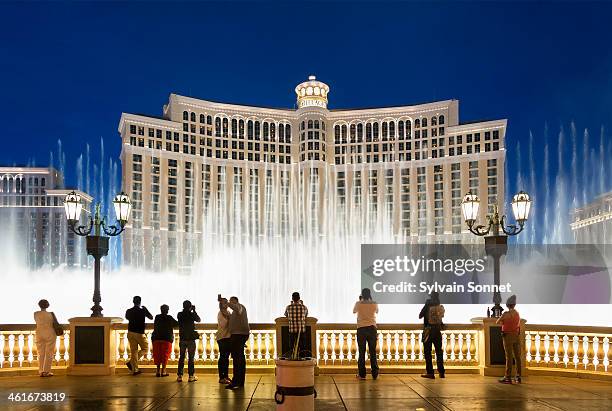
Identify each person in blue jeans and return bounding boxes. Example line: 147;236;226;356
176;300;201;382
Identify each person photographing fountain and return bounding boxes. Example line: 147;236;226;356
216;297;232;384
419;291;446;379
176;300;201;382
285;292;309;357
225;296;250;390
353;288;379;380
125;296;153;375
497;295;522;384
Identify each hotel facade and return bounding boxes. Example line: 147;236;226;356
571;191;612;244
0;167;92;269
118;77;507;271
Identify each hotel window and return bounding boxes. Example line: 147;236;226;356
422;118;427;127
183;111;188;121
439;115;445;125
366;123;372;141
231;119;238;136
222;118;228;137
415;119;420;128
200;114;205;123
255;121;261;140
431;116;437;126
130;125;136;134
357;123;363;141
373;123;379;140
215;117;221;137
190;112;196;122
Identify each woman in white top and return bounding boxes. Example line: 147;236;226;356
216;298;232;384
33;299;57;377
353;288;379;380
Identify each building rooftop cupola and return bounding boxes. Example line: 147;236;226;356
295;75;330;109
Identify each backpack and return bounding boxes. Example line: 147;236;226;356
428;304;445;325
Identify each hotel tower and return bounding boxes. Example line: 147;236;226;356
118;76;507;272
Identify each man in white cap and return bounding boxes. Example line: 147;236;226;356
496;295;521;383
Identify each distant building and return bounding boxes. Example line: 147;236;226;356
571;192;612;244
118;76;507;272
0;167;92;269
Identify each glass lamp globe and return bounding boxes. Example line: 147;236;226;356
511;191;531;223
461;191;480;224
113;192;132;225
64;191;83;222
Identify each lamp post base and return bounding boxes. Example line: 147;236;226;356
86;236;109;318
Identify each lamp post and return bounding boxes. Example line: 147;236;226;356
461;191;531;317
64;191;131;317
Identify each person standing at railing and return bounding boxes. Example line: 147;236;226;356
152;304;178;377
420;291;446;379
226;296;250;390
125;296;153;376
353;288;379;380
285;292;309;357
177;300;201;382
497;295;522;384
34;299;60;377
216;297;232;385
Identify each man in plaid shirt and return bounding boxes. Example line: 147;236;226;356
285;292;309;355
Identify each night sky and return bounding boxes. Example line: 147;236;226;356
1;2;611;235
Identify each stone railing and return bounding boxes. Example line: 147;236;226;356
114;324;276;367
316;324;480;368
1;322;611;379
525;325;612;374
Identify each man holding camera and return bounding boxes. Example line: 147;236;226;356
176;300;201;382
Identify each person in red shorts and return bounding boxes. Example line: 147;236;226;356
497;295;522;384
152;304;179;377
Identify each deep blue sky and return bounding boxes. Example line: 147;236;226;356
1;1;611;230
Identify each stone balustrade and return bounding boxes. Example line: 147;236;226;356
525;325;612;373
1;323;611;379
316;324;480;368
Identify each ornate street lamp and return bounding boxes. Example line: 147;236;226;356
461;191;532;317
64;191;131;317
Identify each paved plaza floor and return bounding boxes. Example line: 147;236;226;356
0;373;610;410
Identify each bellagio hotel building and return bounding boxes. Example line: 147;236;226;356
119;76;506;271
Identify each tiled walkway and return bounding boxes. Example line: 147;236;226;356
0;373;610;410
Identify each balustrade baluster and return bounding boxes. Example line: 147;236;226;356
604;336;611;373
349;332;357;364
586;336;595;371
568;335;577;369
57;334;67;366
390;332;399;364
318;332;326;364
326;332;334;363
556;334;566;368
578;335;587;370
407;332;414;362
595;336;604;372
10;334;19;367
31;333;39;369
400;332;407;364
340;332;348;364
22;333;32;367
205;333;212;364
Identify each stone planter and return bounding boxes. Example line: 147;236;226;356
274;358;316;410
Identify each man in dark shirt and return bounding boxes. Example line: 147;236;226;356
176;300;201;382
125;296;153;375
